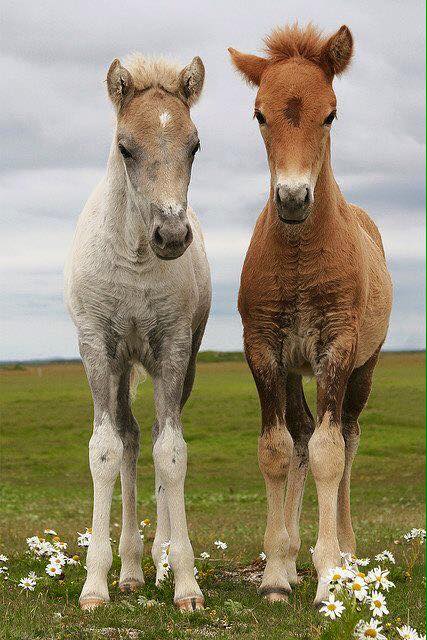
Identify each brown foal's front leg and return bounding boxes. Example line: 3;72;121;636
309;342;356;606
245;338;294;602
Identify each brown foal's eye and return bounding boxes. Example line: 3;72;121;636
323;110;337;126
254;110;266;125
118;142;132;159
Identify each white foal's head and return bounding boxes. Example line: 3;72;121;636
107;55;205;259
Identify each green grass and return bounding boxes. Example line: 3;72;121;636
0;353;425;639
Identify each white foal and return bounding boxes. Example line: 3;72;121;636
64;53;211;611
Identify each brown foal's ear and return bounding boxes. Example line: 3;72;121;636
179;56;205;107
228;48;269;86
106;59;135;109
321;26;354;76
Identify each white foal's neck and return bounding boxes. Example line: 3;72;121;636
103;141;152;262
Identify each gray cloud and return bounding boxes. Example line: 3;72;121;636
0;0;425;359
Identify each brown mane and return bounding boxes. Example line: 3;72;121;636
263;22;327;65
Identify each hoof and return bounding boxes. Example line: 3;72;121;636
80;597;107;611
174;596;205;612
259;587;290;602
119;578;144;593
288;574;303;586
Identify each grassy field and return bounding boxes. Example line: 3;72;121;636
0;352;425;639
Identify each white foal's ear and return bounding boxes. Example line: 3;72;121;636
321;25;354;77
106;59;135;109
179;56;205;107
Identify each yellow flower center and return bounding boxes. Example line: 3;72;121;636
353;583;361;591
53;536;60;541
374;600;381;608
327;604;336;611
332;573;340;581
357;572;366;579
364;631;377;638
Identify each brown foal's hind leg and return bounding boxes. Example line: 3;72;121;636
283;374;314;585
338;348;381;555
245;338;293;602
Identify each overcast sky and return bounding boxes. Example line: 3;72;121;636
0;0;425;360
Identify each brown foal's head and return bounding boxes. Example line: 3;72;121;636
229;24;353;225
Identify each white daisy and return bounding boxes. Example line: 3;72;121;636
200;552;210;559
354;618;386;639
26;536;42;549
53;540;67;551
140;518;151;528
259;552;266;561
194;566;198;577
355;557;371;567
326;565;353;586
319;593;345;620
366;567;395;591
45;563;62;577
368;591;389;617
28;571;40;581
77;529;92;547
347;575;369;601
404;528;426;543
397;625;420;640
0;554;8;562
49;554;67;567
44;529;58;536
374;550;395;564
35;541;56;556
0;566;8;575
19;577;36;591
214;540;227;550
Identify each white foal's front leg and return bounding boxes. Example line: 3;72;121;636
80;410;123;609
119;419;144;592
153;417;203;610
152;336;203;611
151;420;172;585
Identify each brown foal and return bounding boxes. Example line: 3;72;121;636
229;23;392;605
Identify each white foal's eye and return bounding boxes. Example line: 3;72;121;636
118;142;132;159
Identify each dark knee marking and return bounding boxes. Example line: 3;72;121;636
258;428;293;479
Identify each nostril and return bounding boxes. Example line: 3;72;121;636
154;227;163;247
184;225;192;244
304;187;310;205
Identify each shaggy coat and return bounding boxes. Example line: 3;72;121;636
65;53;211;611
229;23;392;605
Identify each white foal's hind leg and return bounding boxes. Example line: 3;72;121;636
152;333;203;611
118;415;144;592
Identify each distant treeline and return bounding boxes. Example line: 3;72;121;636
0;350;424;370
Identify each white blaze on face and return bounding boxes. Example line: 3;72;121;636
159;111;171;127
